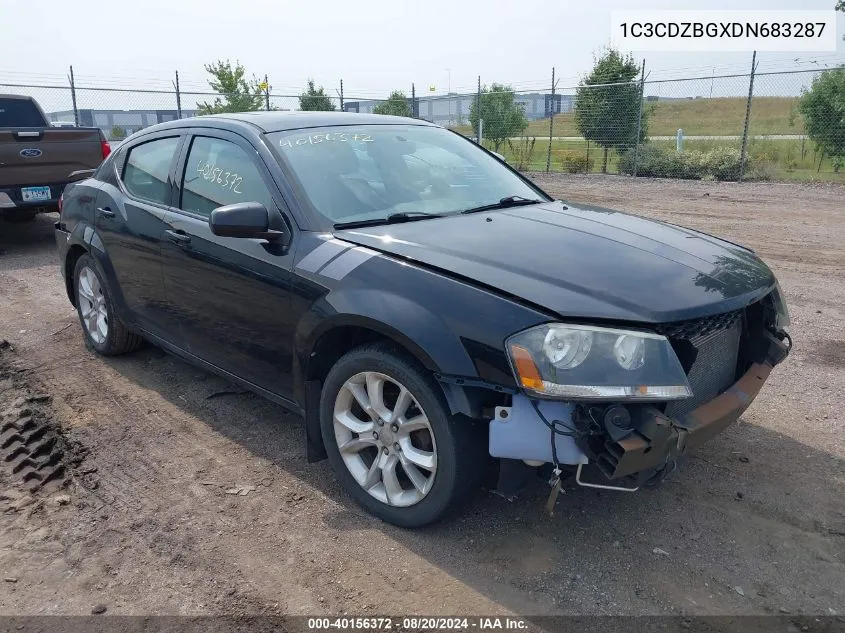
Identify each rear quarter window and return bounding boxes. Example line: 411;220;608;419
94;147;122;185
121;137;180;206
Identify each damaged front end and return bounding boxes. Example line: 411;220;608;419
490;290;791;491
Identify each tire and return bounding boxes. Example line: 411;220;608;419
73;253;142;356
319;343;485;528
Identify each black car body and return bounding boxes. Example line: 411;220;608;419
55;112;790;527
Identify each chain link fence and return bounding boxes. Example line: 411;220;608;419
2;64;843;182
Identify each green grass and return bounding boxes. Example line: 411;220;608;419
481;136;845;183
452;96;805;139
645;96;802;137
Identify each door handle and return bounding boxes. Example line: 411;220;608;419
96;206;115;219
165;229;191;245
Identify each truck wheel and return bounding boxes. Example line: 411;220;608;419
73;253;142;356
320;343;483;528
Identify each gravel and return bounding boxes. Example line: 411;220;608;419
0;177;842;616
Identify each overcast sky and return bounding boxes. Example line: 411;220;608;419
1;0;843;99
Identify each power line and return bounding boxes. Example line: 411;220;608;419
4;52;845;96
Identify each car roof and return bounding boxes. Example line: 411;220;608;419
196;111;438;133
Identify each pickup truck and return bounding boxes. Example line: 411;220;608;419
0;94;110;222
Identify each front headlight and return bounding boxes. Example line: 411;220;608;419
506;323;692;401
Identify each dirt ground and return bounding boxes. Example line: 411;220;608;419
0;174;842;618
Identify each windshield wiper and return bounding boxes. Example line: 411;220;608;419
460;195;544;215
334;211;445;229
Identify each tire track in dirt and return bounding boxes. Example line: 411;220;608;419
8;333;524;616
2;186;844;617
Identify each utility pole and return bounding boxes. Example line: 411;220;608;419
174;70;182;119
709;66;715;99
264;74;270;111
546;66;555;172
739;51;757;183
68;65;79;127
340;79;344;111
411;83;416;118
632;59;647;177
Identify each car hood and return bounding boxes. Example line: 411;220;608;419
333;201;776;323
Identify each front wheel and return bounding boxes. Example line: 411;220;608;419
319;343;483;528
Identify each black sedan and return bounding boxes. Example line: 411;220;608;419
55;112;790;527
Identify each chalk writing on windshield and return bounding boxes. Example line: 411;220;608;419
279;132;374;149
196;160;243;195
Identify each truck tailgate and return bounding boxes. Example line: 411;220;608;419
0;128;103;188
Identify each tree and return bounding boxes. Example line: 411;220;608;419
372;91;412;117
798;68;845;172
197;60;266;114
111;125;126;140
468;84;528;152
838;0;845;40
574;48;647;173
299;80;336;111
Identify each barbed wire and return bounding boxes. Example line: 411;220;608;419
5;53;845;96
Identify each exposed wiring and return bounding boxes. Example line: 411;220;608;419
528;398;584;439
528;399;592;479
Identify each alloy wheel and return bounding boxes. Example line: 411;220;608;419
77;266;108;345
333;371;437;507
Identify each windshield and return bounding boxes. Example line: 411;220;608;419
267;124;547;226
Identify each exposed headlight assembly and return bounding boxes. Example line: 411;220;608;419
770;282;791;329
507;323;692;401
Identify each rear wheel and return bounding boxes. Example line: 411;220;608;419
73;253;142;356
320;343;484;528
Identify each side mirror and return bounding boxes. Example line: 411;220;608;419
209;202;279;240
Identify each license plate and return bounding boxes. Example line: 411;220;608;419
21;186;51;202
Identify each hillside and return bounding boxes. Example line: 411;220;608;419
453;96;804;138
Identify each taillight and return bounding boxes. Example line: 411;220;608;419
58;193;63;214
98;130;111;159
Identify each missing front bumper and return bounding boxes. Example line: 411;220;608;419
490;328;790;485
592;328;790;480
592;361;773;479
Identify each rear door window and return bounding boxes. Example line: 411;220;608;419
122;137;180;205
180;136;274;217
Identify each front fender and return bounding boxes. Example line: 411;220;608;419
290;237;559;426
294;288;479;395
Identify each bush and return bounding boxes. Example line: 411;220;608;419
618;144;693;178
705;146;743;181
558;150;594;173
506;137;537;171
619;144;748;181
